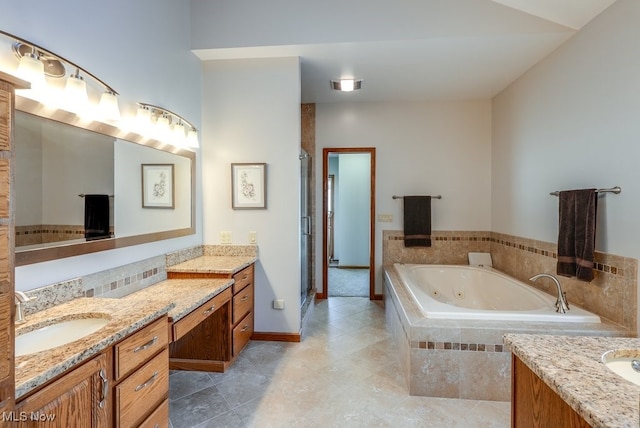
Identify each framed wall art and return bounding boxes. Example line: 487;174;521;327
142;163;175;209
231;163;267;209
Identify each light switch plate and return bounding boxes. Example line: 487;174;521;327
249;231;257;244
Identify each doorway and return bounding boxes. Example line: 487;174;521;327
320;148;376;300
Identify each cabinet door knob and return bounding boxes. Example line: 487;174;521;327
203;304;216;315
241;324;250;332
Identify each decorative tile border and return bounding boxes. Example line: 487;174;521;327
412;340;506;353
385;230;626;277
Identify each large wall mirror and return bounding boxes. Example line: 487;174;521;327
14;101;195;266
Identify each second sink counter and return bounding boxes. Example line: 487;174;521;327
504;333;640;428
167;255;257;276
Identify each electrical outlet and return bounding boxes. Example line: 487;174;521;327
378;214;393;222
249;231;257;244
220;231;232;244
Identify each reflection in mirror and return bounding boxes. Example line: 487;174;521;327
13;109;195;266
15;112;115;248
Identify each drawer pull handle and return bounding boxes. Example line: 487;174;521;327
134;336;158;353
241;324;250;332
99;368;108;409
135;371;159;392
203;304;216;315
240;295;249;302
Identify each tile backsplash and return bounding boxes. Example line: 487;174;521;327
383;230;638;333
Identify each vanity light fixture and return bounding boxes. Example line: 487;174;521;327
136;102;199;149
15;47;46;93
63;68;89;114
1;29;122;121
330;78;363;92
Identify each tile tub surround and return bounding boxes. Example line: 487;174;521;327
383;230;638;334
504;334;640;428
383;265;631;401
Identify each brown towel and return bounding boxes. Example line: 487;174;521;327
403;196;431;247
557;189;597;282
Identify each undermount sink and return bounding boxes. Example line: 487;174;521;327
601;349;640;387
15;315;111;357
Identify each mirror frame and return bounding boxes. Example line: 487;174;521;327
14;97;196;266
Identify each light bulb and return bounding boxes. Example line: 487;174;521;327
98;90;121;122
15;51;46;96
136;105;152;135
186;128;199;148
154;114;171;142
340;79;355;92
172;121;186;147
63;70;89;114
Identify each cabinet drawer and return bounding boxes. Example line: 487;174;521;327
232;282;254;324
139;398;169;428
116;348;169;428
232;264;253;294
172;287;231;342
233;312;253;357
115;316;168;381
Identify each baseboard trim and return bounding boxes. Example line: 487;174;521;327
251;332;301;342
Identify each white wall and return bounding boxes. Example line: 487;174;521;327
336;153;371;267
0;0;203;290
315;100;492;294
201;57;302;334
492;0;640;332
114;140;192;237
492;0;640;258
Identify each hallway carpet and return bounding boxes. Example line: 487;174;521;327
327;267;369;297
168;297;510;427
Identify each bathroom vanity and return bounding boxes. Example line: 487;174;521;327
505;334;640;427
166;255;256;372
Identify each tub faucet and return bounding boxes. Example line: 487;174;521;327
14;291;34;324
529;273;569;313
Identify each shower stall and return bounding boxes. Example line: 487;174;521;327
300;150;312;306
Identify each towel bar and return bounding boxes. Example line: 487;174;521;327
79;194;115;198
549;186;621;197
393;195;442;200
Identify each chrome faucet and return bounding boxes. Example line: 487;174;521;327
14;291;34;324
529;273;569;313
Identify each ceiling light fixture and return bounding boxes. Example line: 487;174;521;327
2;29;121;121
330;79;363;92
137;102;200;149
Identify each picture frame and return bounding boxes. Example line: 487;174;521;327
231;163;267;209
142;163;175;209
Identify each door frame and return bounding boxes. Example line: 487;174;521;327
319;147;378;300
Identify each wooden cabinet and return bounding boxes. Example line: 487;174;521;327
14;353;109;427
0;72;29;414
112;316;169;427
168;263;255;372
14;317;169;427
512;355;590;428
169;288;232;372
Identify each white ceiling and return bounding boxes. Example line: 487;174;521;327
191;0;617;103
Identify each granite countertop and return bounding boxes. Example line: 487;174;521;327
15;297;173;399
167;255;257;275
127;277;233;322
504;334;640;428
15;257;248;399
